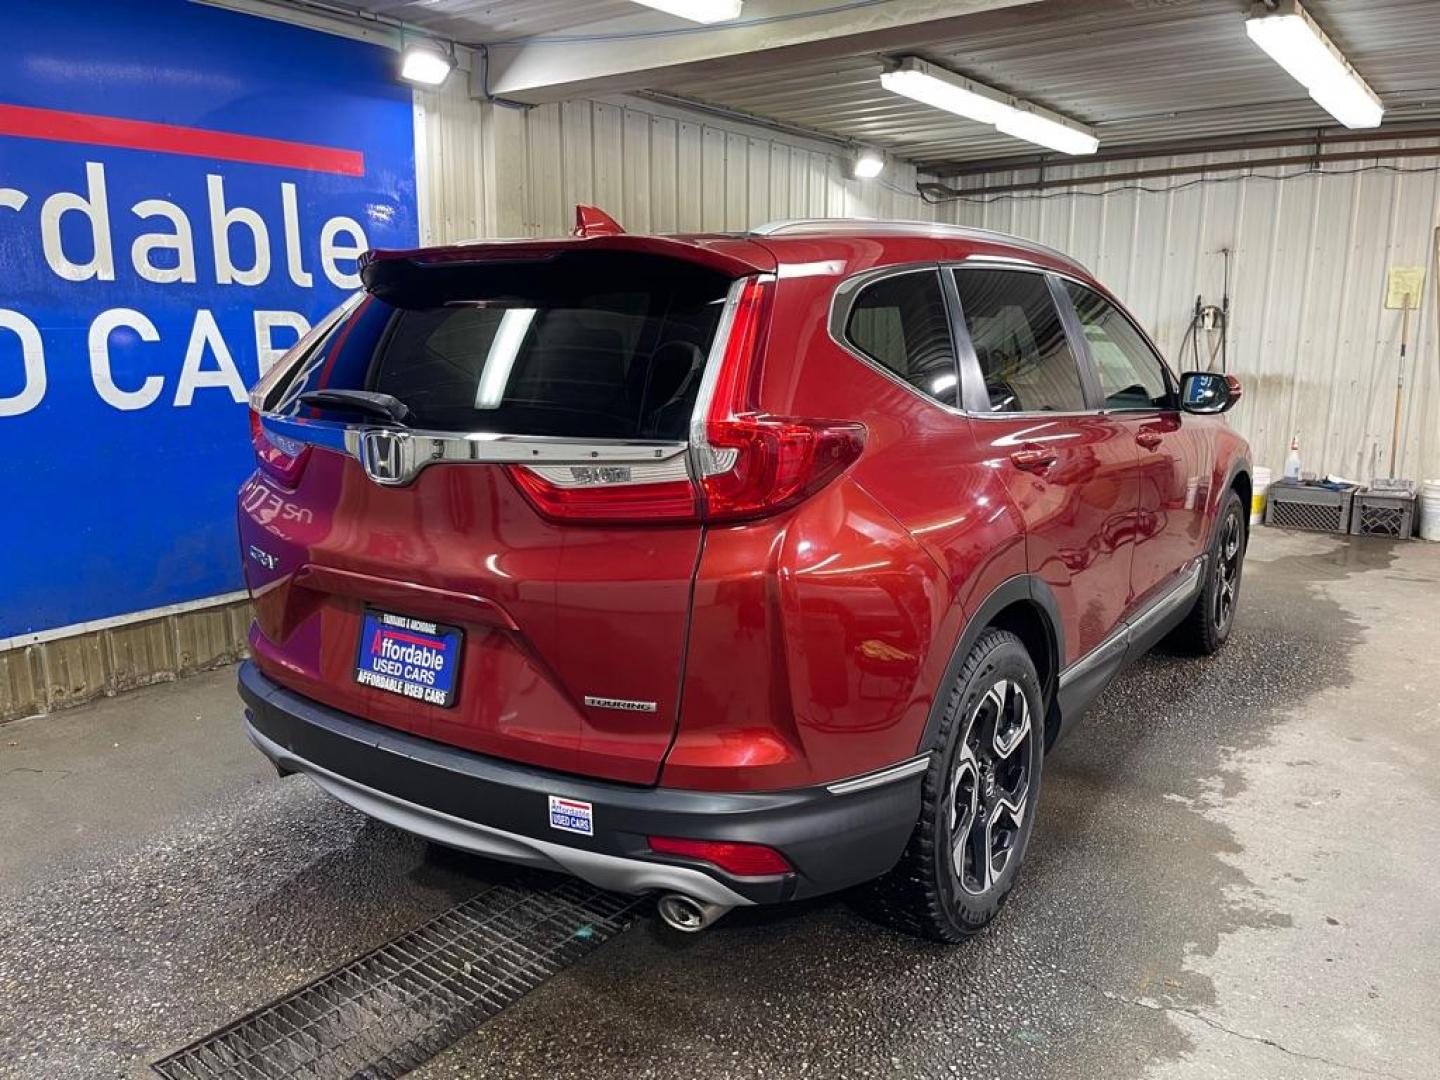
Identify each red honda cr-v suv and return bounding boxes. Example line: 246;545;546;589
238;210;1250;940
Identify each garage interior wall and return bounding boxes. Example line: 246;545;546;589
414;63;934;244
936;142;1440;481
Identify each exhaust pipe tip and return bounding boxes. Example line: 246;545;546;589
656;892;731;933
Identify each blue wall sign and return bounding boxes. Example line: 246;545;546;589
0;0;417;637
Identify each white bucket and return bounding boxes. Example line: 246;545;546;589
1420;479;1440;541
1251;466;1273;526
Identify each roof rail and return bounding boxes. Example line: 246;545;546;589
747;218;1088;275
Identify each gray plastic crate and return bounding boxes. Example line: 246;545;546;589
1350;485;1416;538
1264;480;1357;533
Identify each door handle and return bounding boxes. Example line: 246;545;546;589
1136;430;1164;450
1010;446;1058;472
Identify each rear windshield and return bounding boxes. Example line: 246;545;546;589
283;253;731;440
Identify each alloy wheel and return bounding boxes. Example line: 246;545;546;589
1213;512;1242;631
947;679;1034;896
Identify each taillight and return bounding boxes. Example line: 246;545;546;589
690;275;865;523
647;836;793;877
249;408;310;487
507;274;866;526
696;415;866;523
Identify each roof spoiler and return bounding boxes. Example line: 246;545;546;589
358;207;775;296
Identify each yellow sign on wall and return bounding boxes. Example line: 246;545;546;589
1386;266;1425;309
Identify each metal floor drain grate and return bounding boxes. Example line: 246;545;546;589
153;877;639;1080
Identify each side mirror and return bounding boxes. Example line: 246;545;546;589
1180;371;1242;414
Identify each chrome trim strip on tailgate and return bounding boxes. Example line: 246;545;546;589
260;413;688;486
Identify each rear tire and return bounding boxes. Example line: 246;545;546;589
871;629;1044;943
1169;489;1246;655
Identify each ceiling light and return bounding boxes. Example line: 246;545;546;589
1245;1;1383;129
997;107;1099;156
851;151;885;179
630;0;744;23
880;57;1098;156
879;59;1010;126
399;42;455;87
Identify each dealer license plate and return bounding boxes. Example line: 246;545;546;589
354;610;462;708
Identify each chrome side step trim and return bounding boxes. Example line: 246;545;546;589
825;754;930;795
1058;556;1206;690
246;721;753;908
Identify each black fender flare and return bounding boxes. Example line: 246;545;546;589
915;574;1065;756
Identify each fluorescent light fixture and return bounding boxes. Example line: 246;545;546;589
630;0;743;24
851;150;885;179
997;107;1099;156
475;309;537;409
1245;0;1383;129
399;43;455;87
880;57;1098;156
879;61;1010;125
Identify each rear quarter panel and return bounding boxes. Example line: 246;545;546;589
665;240;1027;789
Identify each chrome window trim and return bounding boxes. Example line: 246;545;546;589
825;754;931;795
826;262;969;418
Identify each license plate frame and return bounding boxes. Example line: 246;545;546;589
354;609;463;708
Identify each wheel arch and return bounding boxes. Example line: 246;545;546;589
916;576;1066;757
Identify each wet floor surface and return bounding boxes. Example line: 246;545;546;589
1;530;1437;1079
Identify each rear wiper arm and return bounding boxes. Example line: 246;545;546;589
297;389;411;425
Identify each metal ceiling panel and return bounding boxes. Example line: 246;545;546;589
319;0;642;42
655;0;1440;167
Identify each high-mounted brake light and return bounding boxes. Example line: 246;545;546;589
507;274;865;525
647;836;793;877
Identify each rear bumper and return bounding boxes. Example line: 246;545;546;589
239;661;924;905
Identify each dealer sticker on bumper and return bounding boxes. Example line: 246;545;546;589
548;795;594;836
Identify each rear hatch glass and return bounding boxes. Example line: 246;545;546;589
287;251;730;438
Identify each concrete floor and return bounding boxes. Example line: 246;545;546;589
1;528;1437;1079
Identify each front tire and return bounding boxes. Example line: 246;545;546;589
874;629;1045;942
1170;488;1246;655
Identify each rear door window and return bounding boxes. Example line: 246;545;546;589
843;270;958;405
950;268;1088;413
279;254;731;441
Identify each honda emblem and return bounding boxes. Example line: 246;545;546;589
359;429;413;486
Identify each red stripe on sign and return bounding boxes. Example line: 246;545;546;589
381;629;443;648
0;102;364;176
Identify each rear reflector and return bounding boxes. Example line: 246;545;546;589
647;836;793;877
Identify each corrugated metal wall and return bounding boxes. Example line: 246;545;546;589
414;68;933;244
936;144;1440;481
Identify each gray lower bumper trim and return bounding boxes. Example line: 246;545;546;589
246;720;753;908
